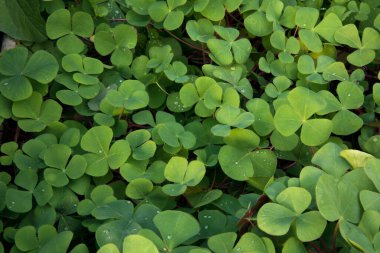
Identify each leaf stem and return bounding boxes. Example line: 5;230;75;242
332;221;339;253
164;30;209;53
308;242;324;253
155;82;169;95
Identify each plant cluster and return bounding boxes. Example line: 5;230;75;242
0;0;379;252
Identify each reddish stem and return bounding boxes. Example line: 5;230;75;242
165;30;209;53
308;242;324;253
332;221;340;253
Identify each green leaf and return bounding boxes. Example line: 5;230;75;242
297;55;315;75
186;19;214;42
301;119;332;146
295;211;326;242
81;126;112;154
218;145;253;181
312;142;349;177
6;188;32;213
274;104;303;136
126;178;153;199
208;232;237;253
46;9;71;39
164;157;206;186
207;39;233;66
316;174;361;222
98;244;120;253
295;7;319;29
314;13;342;43
282;237;307;253
244;11;272;37
257;203;296;236
276;187;311;213
0;0;46;42
332;110;363;135
364;158;380;192
22;50;59;83
15;226;39;251
153;210;200;250
347;48;376;67
334;24;362;48
123;235;159;253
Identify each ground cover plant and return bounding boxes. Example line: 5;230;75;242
0;0;379;252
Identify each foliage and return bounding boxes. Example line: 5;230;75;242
0;0;380;252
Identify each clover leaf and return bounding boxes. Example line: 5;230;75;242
55;73;101;106
43;144;87;187
62;54;104;85
153;210;200;251
207;26;252;66
12;92;62;132
296;8;343;52
186;19;214;43
94;24;137;68
46;9;94;54
147;45;174;73
77;185;117;216
334;25;380;66
123;235;159;253
0;47;58;101
205;65;253;98
163;156;205;196
318;81;364;135
270;30;300;63
80;126;131;176
264;75;292;98
218;129;262;181
104;80;149;111
274;86;332;146
148;0;187;30
14;225;73;253
316;174;361;223
297;55;335;84
179;76;222;117
212;105;255;137
6;169;53;213
164;61;189;83
126;129;156;160
258;187;327;242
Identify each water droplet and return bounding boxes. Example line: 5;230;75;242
207;216;212;219
156;211;160;214
167;235;172;240
332;72;336;75
373;138;378;142
11;201;15;205
41;189;45;192
203;215;208;218
235;161;238;165
174;101;178;105
236;247;241;251
144;217;148;220
204;225;208;229
3;82;8;86
303;23;306;27
348;94;351;97
28;166;32;169
98;150;103;153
